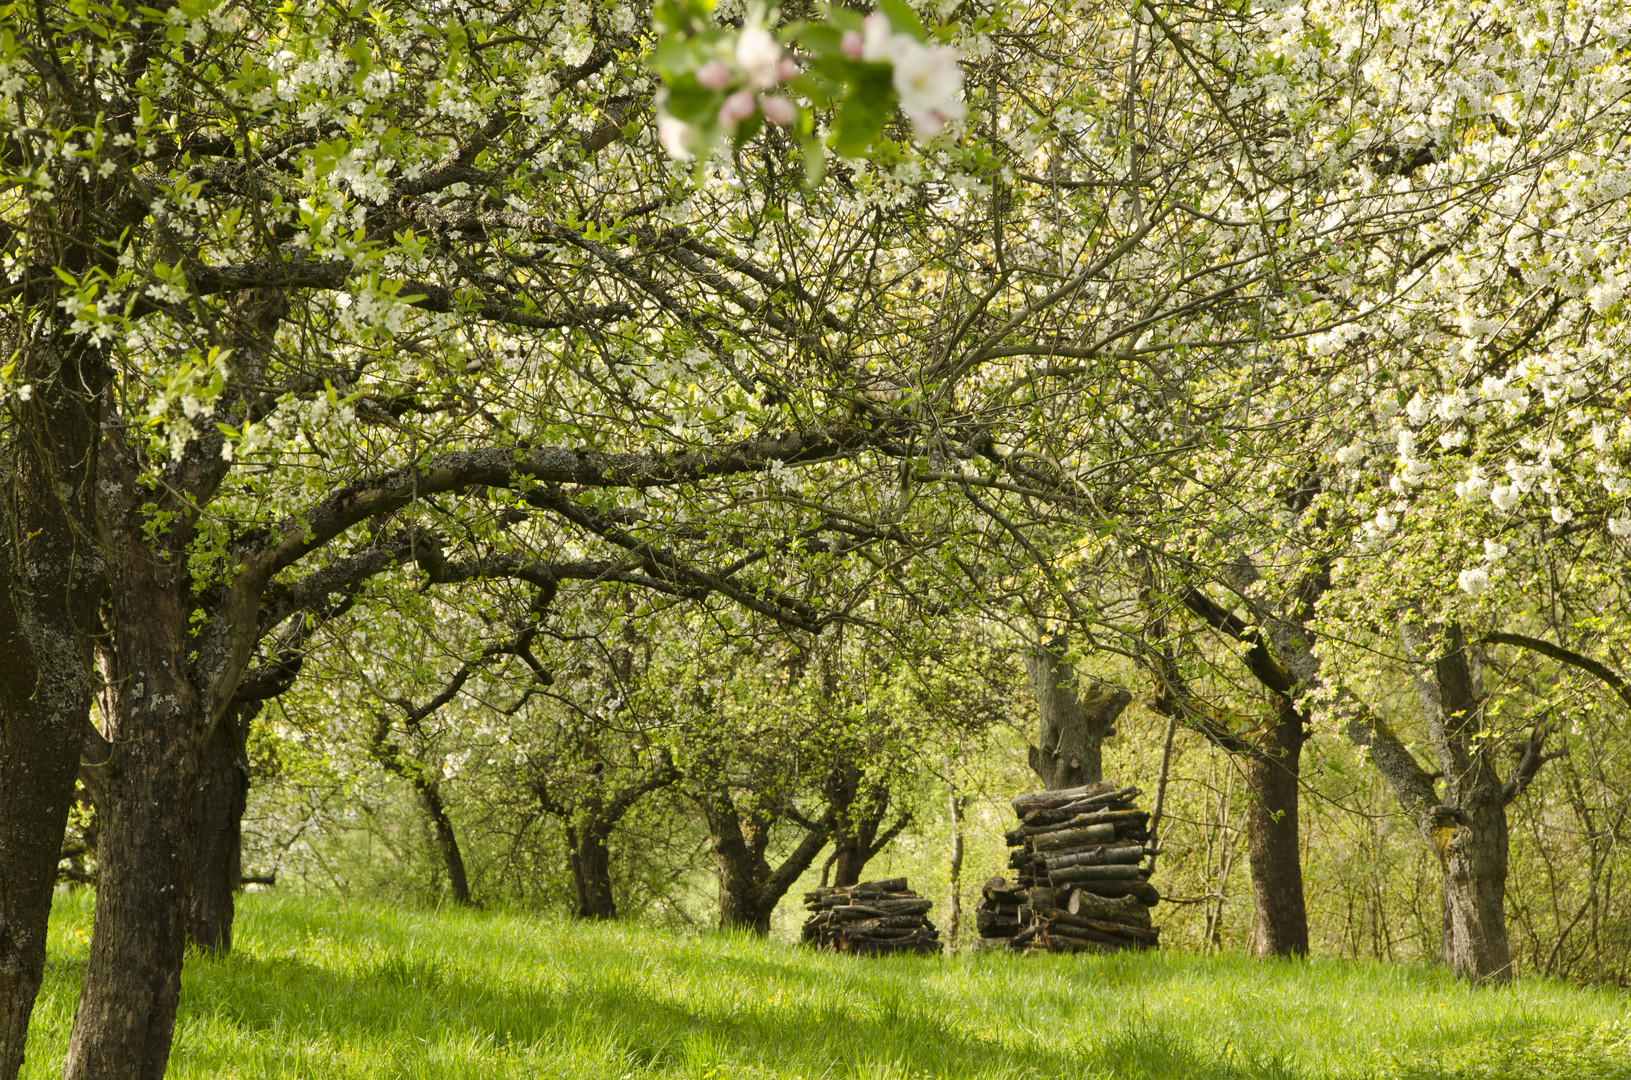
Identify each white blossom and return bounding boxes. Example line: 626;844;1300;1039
735;28;783;89
1457;568;1490;596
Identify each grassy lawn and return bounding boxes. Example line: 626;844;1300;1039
21;891;1630;1079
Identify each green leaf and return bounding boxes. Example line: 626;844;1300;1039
877;0;927;41
830;65;896;158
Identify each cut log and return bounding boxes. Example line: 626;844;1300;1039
1048;864;1146;884
1020;786;1142;825
1069;878;1160;906
1053;910;1161;944
1041;919;1154;951
1008;809;1150;845
1042;844;1145;871
829;899;932;918
828;914;936;932
1011;781;1117;815
1029;823;1117;851
1066;889;1153;926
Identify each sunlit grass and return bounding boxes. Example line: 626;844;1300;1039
21;890;1631;1078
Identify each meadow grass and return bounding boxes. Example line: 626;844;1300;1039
21;891;1629;1079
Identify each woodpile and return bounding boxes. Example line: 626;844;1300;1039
801;877;941;955
979;780;1161;953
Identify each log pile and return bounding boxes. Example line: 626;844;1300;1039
973;877;1030;949
802;877;941;955
994;781;1161;953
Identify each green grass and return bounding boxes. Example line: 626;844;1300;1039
22;891;1630;1079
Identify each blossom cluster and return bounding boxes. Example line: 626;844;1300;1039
845;12;965;138
651;1;966;170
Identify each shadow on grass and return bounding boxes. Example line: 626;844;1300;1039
174;940;1342;1080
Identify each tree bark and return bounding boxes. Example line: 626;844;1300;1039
1347;623;1518;983
567;826;617;920
188;702;258;952
1245;699;1309;958
945;777;967;948
369;719;473;907
1419;627;1512;983
1026;635;1130;790
418;779;473;907
0;325;107;1079
826;778;910;889
534;752;678;921
63;550;203;1080
702;792;830;934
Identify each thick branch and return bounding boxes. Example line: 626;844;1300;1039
1483;632;1631;712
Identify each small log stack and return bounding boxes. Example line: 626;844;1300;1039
802;877;941;955
973;877;1029;950
993;780;1161;953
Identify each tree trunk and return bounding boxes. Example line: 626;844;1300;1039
706;798;776;934
568;827;617;920
0;677;95;1080
63;556;203;1080
370;720;473;907
1026;635;1130;790
702;793;830;934
1245;700;1309;958
188;702;257;953
417;779;472;907
0;321;107;1079
945;778;966;948
1416;625;1513;983
1439;782;1511;982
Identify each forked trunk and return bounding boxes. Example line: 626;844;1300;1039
703;793;830;935
188;703;256;952
1245;702;1309;958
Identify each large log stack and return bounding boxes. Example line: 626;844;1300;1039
802;878;941;955
981;781;1161;953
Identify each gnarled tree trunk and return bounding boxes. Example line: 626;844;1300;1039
823;766;911;889
702;792;830;934
1347;623;1521;984
1026;634;1130;790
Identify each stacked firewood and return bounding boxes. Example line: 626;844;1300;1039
801;877;941;955
994;781;1161;953
972;877;1029;949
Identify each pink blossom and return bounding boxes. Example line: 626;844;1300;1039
841;30;864;59
719;89;757;126
697;60;732;90
760;95;796;126
777;58;800;82
735;27;783;89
